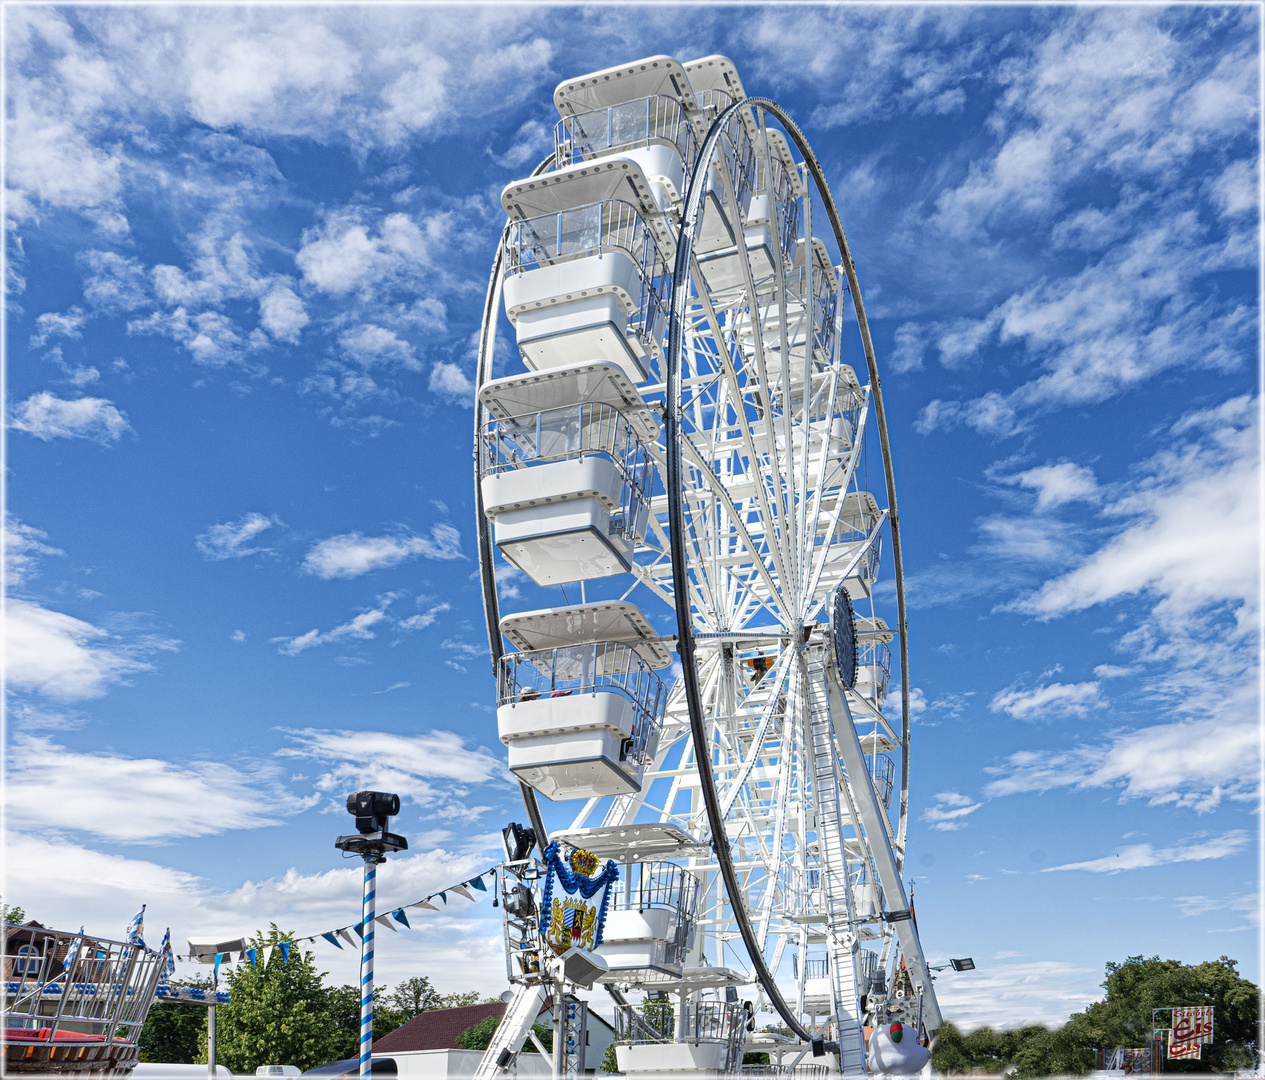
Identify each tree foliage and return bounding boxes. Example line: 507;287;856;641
200;926;343;1074
323;984;408;1062
391;976;442;1015
455;1015;551;1054
138;979;212;1064
933;955;1259;1078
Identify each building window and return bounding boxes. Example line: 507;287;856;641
14;945;42;976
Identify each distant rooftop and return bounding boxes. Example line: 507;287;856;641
374;1002;513;1054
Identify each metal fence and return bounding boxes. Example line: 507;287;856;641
479;401;655;544
740;1066;830;1079
504;198;668;354
555;95;695;172
615;1000;746;1069
498;643;667;766
612;862;701;967
3;922;165;1066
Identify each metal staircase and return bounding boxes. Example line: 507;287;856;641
473;983;548;1079
804;650;867;1075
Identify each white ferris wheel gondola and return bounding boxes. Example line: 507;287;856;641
472;53;941;1079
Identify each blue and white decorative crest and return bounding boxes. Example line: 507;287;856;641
539;842;618;954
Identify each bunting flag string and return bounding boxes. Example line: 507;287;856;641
172;866;500;962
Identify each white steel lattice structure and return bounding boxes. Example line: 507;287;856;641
474;54;941;1077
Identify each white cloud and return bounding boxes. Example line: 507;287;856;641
195;512;281;559
279;727;502;789
339;323;419;371
488;118;550;170
5;735;295;843
127;307;244;366
5;517;62;585
1001;462;1099;512
302;524;463;579
973;516;1078;564
273;599;394;656
1208;158;1257;219
2;829;505;996
986;396;1260;810
990;680;1103;721
429;361;475;405
738;8;981;127
984;712;1259;813
31;307;87;347
921;790;982;832
9;391;132;444
888;322;925;374
296;209;433;297
5;598;173;701
258;283;309;343
399;602;451;631
1093;664;1133;679
1043;831;1250;874
932;956;1102;1031
1015;400;1258;624
80;250;149;310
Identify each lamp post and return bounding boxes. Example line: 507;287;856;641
336;791;408;1079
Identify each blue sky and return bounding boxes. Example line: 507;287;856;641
5;6;1259;1030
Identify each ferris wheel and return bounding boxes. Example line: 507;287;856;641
472;54;941;1077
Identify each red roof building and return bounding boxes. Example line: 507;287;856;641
374;1003;510;1054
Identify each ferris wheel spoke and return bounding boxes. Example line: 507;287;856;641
799;390;873;617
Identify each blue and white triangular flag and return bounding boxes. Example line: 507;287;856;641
410;900;438;912
375;916;397;932
321;933;342;950
338;929;357;948
467;876;488;892
280;941;293;964
452;885;473;901
391;909;411;929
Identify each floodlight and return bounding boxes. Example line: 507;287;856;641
504;883;535;919
502;822;537;863
950;958;975;972
560;946;608;989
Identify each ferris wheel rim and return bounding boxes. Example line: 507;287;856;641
472;95;917;1041
663;97;913;1041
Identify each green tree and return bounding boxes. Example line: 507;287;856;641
391;976;441;1015
201;926;341;1074
138;979;212;1064
599;1041;619;1073
324;985;408;1061
932;955;1258;1078
456;1016;552;1054
439;991;492;1008
2;901;27;924
1067;955;1258;1074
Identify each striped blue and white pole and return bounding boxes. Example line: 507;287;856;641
359;857;379;1079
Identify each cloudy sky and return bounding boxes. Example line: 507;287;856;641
5;5;1259;1030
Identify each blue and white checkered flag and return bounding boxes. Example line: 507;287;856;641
159;928;176;979
63;926;84;979
126;905;145;947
